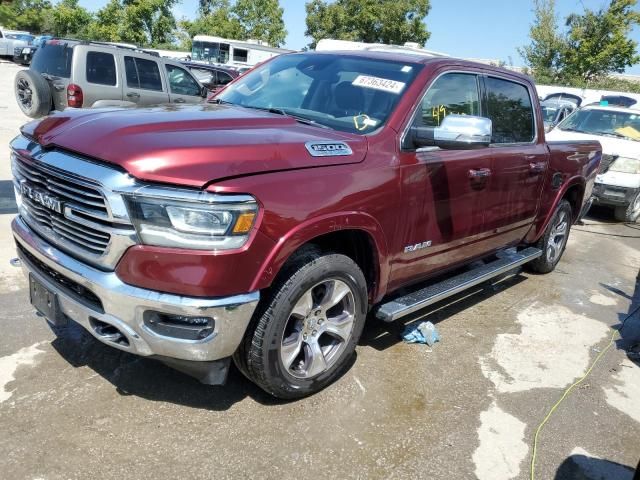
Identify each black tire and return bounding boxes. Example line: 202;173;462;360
15;69;51;118
614;192;640;223
527;199;573;274
234;248;368;399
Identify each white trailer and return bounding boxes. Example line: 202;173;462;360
191;35;294;68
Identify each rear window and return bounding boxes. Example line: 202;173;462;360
30;42;73;78
485;77;535;143
124;56;163;91
86;51;116;86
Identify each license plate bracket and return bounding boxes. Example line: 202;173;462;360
29;274;67;326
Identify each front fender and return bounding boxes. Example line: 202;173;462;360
250;211;390;302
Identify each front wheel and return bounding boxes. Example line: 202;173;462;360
614;192;640;223
234;250;368;399
527;199;573;274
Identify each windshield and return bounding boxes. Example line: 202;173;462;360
541;106;559;123
216;53;422;134
30;42;73;78
557;108;640;141
7;34;34;42
192;41;230;64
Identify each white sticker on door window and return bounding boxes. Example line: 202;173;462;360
352;75;406;94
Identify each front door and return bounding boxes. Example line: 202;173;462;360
122;54;169;105
390;71;494;290
164;64;204;104
482;76;548;248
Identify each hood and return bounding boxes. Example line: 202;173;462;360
22;104;368;188
547;128;640;159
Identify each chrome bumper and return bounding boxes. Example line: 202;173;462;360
12;216;259;362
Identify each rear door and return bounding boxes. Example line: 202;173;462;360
164;63;203;104
482;75;548;247
391;71;493;288
121;55;169;105
81;50;122;106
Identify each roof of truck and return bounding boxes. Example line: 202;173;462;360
303;50;534;83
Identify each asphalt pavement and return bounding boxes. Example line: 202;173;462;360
0;60;638;480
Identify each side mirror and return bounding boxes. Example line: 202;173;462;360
411;115;492;150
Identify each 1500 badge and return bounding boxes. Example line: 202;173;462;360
20;182;63;214
305;141;353;157
404;241;432;253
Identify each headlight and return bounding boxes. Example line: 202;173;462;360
124;191;258;250
609;156;640;174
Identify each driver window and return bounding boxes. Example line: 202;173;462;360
416;73;480;128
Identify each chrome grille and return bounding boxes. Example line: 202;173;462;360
13;153;112;256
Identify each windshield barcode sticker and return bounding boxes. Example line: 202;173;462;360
352;75;406;94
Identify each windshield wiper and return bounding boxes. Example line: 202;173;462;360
234;104;333;130
592;131;635;140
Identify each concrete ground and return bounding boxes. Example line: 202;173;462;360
0;61;639;480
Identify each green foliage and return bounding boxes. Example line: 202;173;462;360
518;0;565;84
86;0;177;47
0;0;53;33
521;0;640;84
187;0;287;47
50;0;93;38
305;0;431;49
563;0;640;82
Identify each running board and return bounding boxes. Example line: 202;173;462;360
375;247;542;322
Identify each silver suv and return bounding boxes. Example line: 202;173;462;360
15;39;207;118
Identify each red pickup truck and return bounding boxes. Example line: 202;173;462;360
11;51;601;399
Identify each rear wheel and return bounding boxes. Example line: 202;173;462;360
527;200;573;274
234;250;367;399
614;192;640;223
15;69;51;118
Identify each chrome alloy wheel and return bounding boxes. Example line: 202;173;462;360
547;210;569;263
280;279;356;379
16;78;33;109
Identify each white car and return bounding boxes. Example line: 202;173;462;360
0;28;33;57
547;105;640;222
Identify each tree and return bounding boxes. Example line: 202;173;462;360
233;0;286;47
188;0;287;47
50;0;93;38
518;0;565;83
563;0;640;82
305;0;431;49
87;0;177;47
0;0;53;33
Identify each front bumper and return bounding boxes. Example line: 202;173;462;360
12;216;259;364
592;183;639;207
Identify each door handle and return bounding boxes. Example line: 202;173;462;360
529;162;547;173
468;168;492;179
174;98;186;103
126;92;140;98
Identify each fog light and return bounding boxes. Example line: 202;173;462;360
143;312;215;340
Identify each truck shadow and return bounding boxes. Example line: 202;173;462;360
554;452;636;480
361;271;528;351
49;321;292;410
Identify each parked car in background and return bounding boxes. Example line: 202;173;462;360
0;29;33;58
542;92;583;107
541;98;576;131
600;95;637;107
547;104;640;222
9;52;600;398
13;34;52;65
14;39;207;118
182;61;238;94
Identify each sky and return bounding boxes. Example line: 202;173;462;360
78;0;640;74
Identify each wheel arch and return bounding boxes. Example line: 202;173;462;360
250;212;390;304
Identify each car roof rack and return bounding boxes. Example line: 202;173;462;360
47;38;160;57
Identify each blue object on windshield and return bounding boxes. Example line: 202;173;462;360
600;100;609;106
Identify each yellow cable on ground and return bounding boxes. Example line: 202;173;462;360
530;301;640;480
